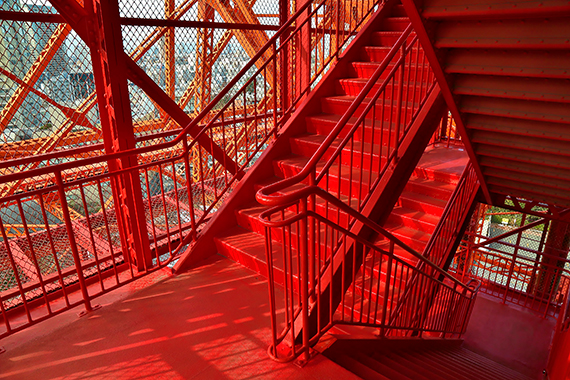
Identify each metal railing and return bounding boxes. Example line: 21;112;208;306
258;186;479;363
0;0;383;338
423;162;480;267
258;23;436;214
255;17;476;363
451;234;570;319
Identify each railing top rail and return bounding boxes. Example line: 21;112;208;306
259;185;478;296
256;22;414;207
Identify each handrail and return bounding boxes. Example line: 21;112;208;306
259;185;478;295
257;24;415;207
259;185;479;362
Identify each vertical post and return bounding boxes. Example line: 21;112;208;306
299;197;310;363
393;44;406;161
55;171;93;313
87;0;153;270
296;0;311;101
503;213;526;303
164;0;175;99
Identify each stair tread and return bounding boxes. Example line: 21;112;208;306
390;205;441;226
291;132;390;158
370;352;436;380
399;189;448;210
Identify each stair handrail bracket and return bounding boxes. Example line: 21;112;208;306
259;186;480;363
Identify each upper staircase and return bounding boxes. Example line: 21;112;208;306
213;3;418;278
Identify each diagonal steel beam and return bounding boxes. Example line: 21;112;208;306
48;0;241;176
401;0;492;204
0;23;72;133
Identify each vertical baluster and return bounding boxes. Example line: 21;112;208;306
55;171;93;313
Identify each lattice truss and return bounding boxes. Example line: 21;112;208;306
0;0;351;293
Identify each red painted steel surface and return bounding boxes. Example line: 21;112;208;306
258;185;478;362
0;0;385;339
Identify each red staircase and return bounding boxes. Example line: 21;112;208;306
323;339;533;380
213;4;415;277
344;146;468;321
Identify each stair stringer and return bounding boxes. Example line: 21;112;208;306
172;0;401;273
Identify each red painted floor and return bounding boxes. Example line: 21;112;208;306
0;255;357;380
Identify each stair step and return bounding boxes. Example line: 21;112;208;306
383;351;448;380
321;95;417;122
336;77;426;99
236;202;342;252
327;352;390;380
353;351;413;380
370;352;434;380
405;176;455;200
290;132;391;171
349;61;429;80
379;222;430;254
214;226;272;278
371;31;415;47
396;350;474;380
380;17;411;32
337;290;386;326
305;113;402;146
398;190;447;217
388;205;439;233
273;154;376;199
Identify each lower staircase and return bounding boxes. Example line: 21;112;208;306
323;339;534;380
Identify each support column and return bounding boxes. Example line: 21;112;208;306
87;0;153;270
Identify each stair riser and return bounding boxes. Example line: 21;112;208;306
236;208;348;252
349;63;429;81
361;46;426;63
336;79;425;99
405;179;454;200
413;167;462;185
380;18;410;32
273;160;373;200
306;118;402;146
398;196;445;217
321;98;416;122
290;138;384;171
371;32;416;47
384;231;427;253
388;213;437;234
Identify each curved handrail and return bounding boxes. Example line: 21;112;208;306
256;23;415;207
258;185;478;295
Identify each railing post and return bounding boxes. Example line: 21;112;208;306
309;172;316;301
55;171;93;313
299;197;311;363
503;213;526;303
183;137;198;241
393;43;406;161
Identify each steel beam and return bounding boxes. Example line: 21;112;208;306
401;0;492;204
0;23;71;133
